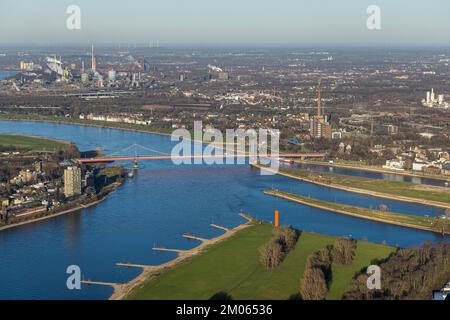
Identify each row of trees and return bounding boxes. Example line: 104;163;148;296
333;238;357;265
300;247;333;300
300;237;357;300
344;242;450;300
259;227;298;269
432;217;450;236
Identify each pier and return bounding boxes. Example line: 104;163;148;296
77;213;256;300
152;247;187;254
210;224;230;232
116;262;157;270
183;234;210;243
81;280;123;289
239;213;254;222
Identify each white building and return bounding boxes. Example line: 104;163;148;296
383;159;405;171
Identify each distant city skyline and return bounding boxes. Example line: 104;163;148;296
0;0;449;46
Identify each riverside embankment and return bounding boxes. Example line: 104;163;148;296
295;159;450;184
264;189;449;235
0;120;446;300
253;163;450;209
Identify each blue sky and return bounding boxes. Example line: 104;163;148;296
0;0;449;45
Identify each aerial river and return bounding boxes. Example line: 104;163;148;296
0;121;447;300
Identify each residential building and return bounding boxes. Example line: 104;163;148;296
64;166;82;197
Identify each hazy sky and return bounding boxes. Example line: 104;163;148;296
1;0;449;46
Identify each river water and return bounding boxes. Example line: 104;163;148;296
294;163;450;188
0;71;18;80
0;121;447;300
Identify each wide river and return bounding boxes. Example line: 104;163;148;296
0;121;448;300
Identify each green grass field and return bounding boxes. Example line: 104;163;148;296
280;167;450;205
327;240;394;299
127;223;394;300
127;223;274;300
0;134;68;152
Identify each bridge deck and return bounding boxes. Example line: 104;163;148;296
77;153;326;163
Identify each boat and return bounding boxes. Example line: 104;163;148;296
278;158;294;165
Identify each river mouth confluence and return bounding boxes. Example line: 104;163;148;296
0;120;447;300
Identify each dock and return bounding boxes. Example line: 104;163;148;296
116;262;157;270
182;234;210;243
152;247;186;254
210;223;230;232
239;213;254;222
81;280;122;289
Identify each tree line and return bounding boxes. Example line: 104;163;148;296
259;226;299;269
344;242;450;300
300;238;357;300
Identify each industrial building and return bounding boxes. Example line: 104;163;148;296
310;79;332;139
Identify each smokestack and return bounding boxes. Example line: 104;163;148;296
91;44;96;72
317;79;322;117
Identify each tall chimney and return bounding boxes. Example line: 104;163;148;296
317;78;322;117
91;44;96;72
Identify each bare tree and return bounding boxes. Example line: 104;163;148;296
300;267;328;300
259;241;284;269
333;238;357;265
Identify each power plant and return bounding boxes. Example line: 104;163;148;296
309;79;332;139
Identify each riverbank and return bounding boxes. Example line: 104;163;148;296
123;221;394;300
296;159;450;183
0;133;70;152
264;189;449;235
252;163;450;209
0;114;241;149
0;114;175;138
0;181;123;232
111;214;255;300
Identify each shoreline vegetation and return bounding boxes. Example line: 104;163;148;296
264;189;450;235
124;221;395;300
252;163;450;209
0;114;243;150
295;159;450;183
0;133;70;152
0;113;175;137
